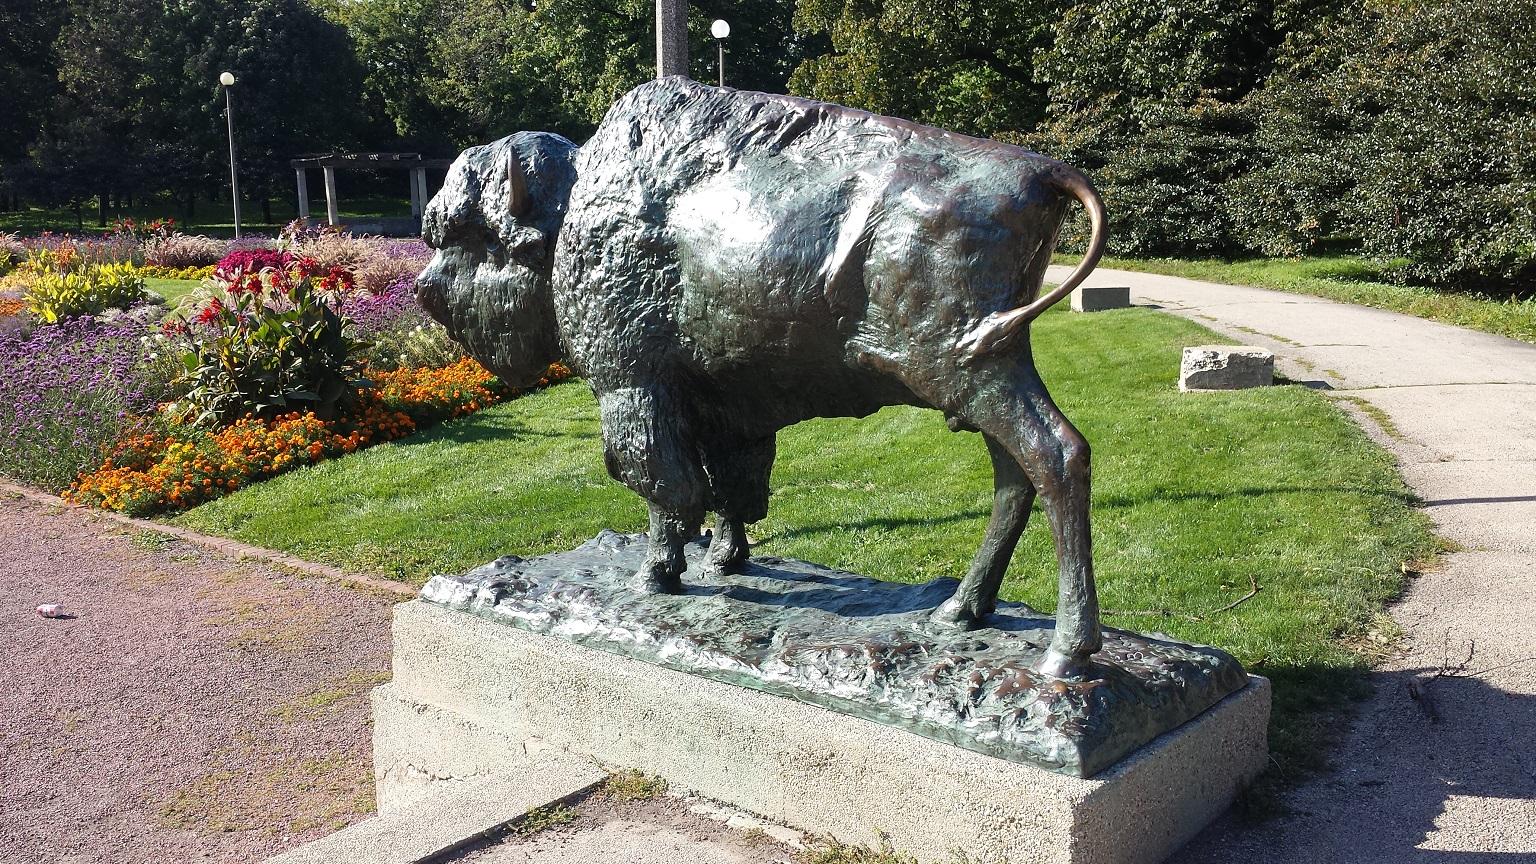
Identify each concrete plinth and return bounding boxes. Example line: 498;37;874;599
1180;345;1275;391
1072;285;1131;312
380;601;1270;864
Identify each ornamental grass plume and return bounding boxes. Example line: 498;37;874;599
145;232;226;268
0;314;179;491
353;239;430;293
291;230;375;270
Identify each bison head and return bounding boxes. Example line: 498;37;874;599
417;132;579;388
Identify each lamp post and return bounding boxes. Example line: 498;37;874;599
219;71;242;239
710;19;730;87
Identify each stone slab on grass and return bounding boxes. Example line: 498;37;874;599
1072;285;1132;312
1180;345;1275;391
264;753;604;864
382;600;1272;864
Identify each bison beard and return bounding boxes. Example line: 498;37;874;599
421;77;1108;679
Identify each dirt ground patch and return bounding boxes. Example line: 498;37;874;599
0;492;396;864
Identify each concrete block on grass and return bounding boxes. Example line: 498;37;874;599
1071;285;1131;312
1180;345;1275;391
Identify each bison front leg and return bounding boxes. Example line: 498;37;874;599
700;434;774;578
931;433;1035;627
636;505;697;593
598;387;708;594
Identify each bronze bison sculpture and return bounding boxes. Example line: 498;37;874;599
418;77;1108;678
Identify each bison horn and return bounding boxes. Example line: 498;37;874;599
506;148;530;216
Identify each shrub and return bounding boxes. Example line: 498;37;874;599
353;239;430;294
24;262;151;324
344;277;466;370
292;230;375;270
215;248;293;278
0;314;179;491
168;263;368;425
146;232;227;269
1338;0;1536;292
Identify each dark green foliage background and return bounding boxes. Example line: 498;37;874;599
1;0;1532;291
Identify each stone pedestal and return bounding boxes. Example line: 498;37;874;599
1071;285;1131;312
1180;345;1275;391
379;599;1271;864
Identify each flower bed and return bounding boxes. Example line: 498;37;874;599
141;264;216;281
0;220;565;514
67;359;569;516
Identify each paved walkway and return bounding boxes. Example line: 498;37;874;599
0;494;396;864
1046;266;1536;862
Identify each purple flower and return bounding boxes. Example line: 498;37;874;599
0;314;175;491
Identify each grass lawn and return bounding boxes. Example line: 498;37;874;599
173;306;1439;791
1070;253;1536;345
145;278;201;306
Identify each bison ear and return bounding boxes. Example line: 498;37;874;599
506;148;530;217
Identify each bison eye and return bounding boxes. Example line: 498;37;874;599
507;233;547;258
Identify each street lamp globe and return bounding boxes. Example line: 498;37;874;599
710;19;730;39
219;71;236;87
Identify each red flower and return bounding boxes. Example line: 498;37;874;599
195;297;225;324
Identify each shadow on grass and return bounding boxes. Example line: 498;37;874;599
402;414;600;447
763;484;1416;546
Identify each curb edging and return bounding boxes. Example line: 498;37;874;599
1;480;417;598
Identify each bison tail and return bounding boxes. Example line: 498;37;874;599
956;164;1108;360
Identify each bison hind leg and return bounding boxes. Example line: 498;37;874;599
931;432;1036;630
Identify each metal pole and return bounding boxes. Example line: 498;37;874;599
717;40;724;87
655;0;687;78
224;87;242;239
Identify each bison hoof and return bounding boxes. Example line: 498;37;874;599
630;564;683;595
1034;648;1093;681
928;596;987;632
701;546;747;581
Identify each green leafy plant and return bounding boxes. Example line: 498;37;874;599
24;262;150;323
169;263;368;426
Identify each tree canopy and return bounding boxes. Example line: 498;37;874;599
3;0;1532;292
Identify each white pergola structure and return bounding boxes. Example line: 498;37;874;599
289;152;452;228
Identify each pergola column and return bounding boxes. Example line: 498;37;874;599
295;168;310;219
409;166;427;220
322;165;339;226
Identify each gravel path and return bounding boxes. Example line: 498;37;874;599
1045;266;1536;862
0;492;396;864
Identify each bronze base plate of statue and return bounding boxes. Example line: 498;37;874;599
421;531;1248;778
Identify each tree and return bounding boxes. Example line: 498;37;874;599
186;0;369;220
34;0;366;223
1026;0;1288;257
788;0;1055;138
329;0;805;152
1335;0;1536;292
0;1;65;206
